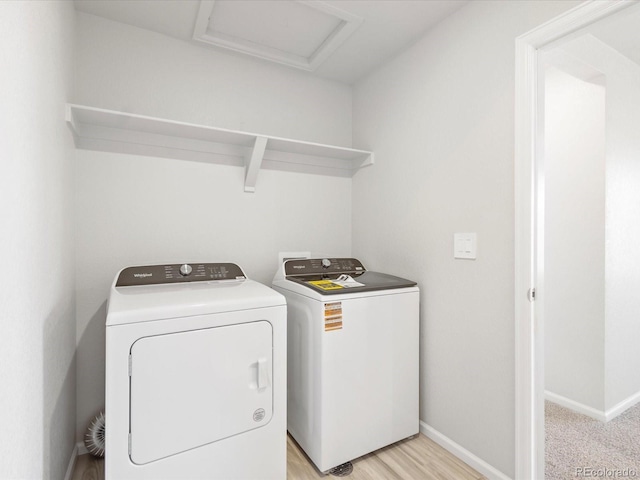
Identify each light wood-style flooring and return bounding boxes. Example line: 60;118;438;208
72;433;485;480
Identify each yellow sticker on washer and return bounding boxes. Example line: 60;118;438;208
308;280;344;291
324;302;343;331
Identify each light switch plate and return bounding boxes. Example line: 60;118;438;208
454;233;477;259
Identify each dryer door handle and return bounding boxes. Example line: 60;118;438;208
257;358;269;390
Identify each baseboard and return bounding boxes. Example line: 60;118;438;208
419;421;511;480
604;389;640;422
545;391;606;421
546;389;640;423
63;444;79;480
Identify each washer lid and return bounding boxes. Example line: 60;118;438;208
106;277;285;326
287;270;417;295
281;258;417;296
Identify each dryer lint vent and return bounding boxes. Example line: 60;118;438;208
85;411;106;457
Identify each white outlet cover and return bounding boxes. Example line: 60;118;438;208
278;251;311;265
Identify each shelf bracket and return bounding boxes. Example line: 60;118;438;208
357;152;375;169
244;136;268;193
65;104;81;141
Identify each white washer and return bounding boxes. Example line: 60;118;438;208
106;262;286;480
272;258;419;473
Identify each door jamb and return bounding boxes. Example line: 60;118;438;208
514;1;635;478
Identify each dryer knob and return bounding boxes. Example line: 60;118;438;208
321;258;331;269
179;264;193;276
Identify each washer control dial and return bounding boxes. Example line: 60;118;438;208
321;258;331;269
179;264;193;276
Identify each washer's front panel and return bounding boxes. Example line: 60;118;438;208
277;289;419;473
129;321;273;465
319;292;419;470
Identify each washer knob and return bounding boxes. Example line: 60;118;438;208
179;264;193;276
321;258;331;269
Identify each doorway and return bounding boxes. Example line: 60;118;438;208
514;1;640;478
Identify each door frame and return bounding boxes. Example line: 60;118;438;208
514;1;635;478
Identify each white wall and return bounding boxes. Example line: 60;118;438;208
74;13;353;440
352;1;580;476
543;66;606;411
558;35;640;413
599;41;640;412
75;12;352;147
0;2;76;479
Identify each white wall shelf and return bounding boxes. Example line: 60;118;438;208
66;104;374;192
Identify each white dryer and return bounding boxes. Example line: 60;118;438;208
272;258;419;473
105;262;286;479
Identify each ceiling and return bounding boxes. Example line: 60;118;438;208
589;2;640;67
74;0;469;84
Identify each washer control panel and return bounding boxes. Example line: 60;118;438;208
116;263;246;287
284;258;365;276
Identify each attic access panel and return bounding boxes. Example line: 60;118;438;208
193;0;363;71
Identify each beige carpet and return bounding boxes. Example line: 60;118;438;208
545;400;640;479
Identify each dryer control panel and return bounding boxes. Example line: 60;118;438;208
116;263;246;287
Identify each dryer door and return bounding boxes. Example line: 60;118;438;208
129;320;273;465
